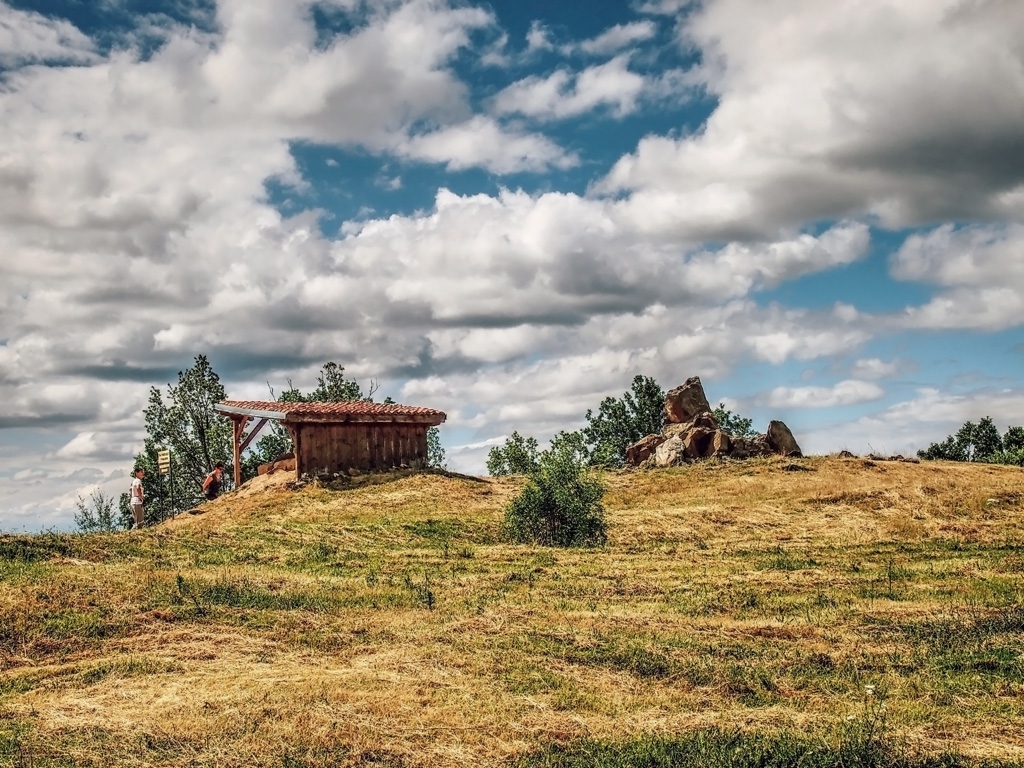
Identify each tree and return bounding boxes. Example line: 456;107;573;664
487;431;541;476
918;416;1017;463
582;375;665;468
426;427;447;469
130;355;233;519
712;402;759;438
503;431;607;548
74;490;120;533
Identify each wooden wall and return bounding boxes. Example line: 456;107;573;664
291;423;430;475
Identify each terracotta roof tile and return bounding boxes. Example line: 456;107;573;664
215;400;446;424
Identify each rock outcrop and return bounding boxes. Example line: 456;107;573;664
664;376;712;424
625;376;803;467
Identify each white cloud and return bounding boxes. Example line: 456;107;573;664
600;0;1024;236
892;224;1024;330
850;357;904;380
577;21;658;56
765;379;885;409
491;55;648;120
801;386;1024;457
0;2;97;66
399;116;577;173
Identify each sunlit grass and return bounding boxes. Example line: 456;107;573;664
0;459;1023;766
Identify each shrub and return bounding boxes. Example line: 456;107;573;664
504;432;607;548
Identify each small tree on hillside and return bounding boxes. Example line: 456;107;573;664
504;431;607;548
712;402;759;438
582;375;665;468
129;355;233;520
487;431;541;476
74;491;120;533
918;417;1004;462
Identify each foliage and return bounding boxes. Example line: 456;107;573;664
581;375;665;468
918;417;1022;464
242;362;370;478
73;491;120;533
504;431;607;548
130;355;232;519
712;402;759;438
487;431;542;476
426;426;447;469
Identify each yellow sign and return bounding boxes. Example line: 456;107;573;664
157;450;171;475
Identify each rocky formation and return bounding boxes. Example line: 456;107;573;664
625;376;803;468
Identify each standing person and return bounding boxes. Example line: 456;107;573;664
202;462;225;501
130;467;145;530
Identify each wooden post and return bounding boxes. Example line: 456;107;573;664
232;415;250;489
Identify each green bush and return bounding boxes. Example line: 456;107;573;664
504;432;607;548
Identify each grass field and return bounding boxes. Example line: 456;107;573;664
1;456;1023;767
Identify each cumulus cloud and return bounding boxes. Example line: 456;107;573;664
0;2;97;66
1;0;1023;528
765;380;885;409
600;0;1024;236
576;21;658;56
892;224;1024;330
801;386;1024;457
491;55;648;120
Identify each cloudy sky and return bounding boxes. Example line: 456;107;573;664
2;0;1023;530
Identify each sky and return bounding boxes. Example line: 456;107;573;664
1;0;1023;531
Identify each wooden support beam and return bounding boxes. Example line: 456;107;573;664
231;415;251;489
238;417;270;454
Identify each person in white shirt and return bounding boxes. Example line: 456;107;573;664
130;468;145;530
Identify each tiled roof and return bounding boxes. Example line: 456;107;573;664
215;400;446;425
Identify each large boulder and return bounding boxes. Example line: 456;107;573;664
625;434;667;466
664;376;712;424
654;436;687;467
710;429;732;457
766;420;802;457
681;427;714;459
663;410;718;438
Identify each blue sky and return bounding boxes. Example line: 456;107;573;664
1;0;1023;530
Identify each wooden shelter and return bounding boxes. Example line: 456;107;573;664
214;400;447;487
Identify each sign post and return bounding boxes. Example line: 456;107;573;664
157;450;173;519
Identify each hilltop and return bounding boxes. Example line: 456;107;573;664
1;457;1023;767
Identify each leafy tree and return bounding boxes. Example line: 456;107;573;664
74;490;120;533
426;426;447;469
503;431;607;548
582;375;665;468
129;356;232;519
1004;426;1024;453
918;416;1022;464
487;431;542;476
712;402;759;438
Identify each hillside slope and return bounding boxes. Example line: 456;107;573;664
1;457;1023;767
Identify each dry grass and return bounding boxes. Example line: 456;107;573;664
1;457;1023;767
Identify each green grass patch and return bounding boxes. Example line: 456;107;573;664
513;728;1020;768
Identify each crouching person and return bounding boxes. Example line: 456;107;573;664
202;462;225;501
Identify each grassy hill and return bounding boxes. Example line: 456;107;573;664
1;457;1023;767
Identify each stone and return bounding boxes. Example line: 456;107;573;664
654;436;687;467
766;420;802;457
626;434;668;466
731;435;772;459
681;427;714;459
662;410;718;439
710;429;732;457
664;376;712;424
